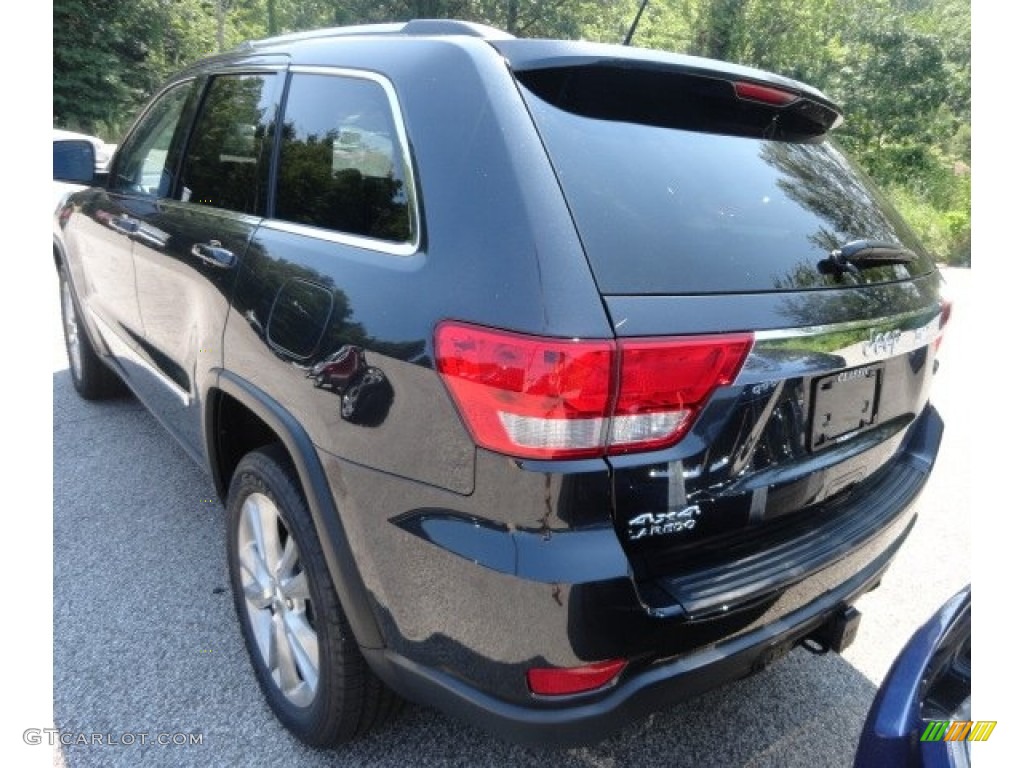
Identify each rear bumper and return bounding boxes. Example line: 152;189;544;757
332;405;941;746
644;403;944;620
365;524;908;747
361;406;940;746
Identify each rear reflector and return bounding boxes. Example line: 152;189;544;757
527;659;627;696
734;81;799;106
435;322;752;459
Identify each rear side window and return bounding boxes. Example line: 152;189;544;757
518;66;934;295
274;71;414;246
179;74;277;215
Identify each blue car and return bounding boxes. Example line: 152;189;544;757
856;585;973;767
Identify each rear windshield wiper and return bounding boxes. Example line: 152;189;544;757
820;240;919;275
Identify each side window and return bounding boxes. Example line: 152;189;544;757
179;74;277;216
275;73;415;245
112;82;194;197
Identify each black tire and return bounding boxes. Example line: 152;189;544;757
226;445;402;746
58;263;123;400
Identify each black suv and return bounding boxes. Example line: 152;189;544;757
53;20;949;748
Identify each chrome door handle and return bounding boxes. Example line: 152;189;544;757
109;215;139;235
190;240;237;269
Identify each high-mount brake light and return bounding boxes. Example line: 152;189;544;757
734;81;799;106
435;322;753;460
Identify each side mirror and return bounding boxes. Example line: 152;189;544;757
53;140;97;184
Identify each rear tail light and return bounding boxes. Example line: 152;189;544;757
435;321;752;460
933;298;953;353
609;336;752;455
527;659;627;696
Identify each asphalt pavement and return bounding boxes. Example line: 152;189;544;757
50;269;972;768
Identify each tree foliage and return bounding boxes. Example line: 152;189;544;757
53;0;971;263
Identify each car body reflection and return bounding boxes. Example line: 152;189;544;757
307;346;393;426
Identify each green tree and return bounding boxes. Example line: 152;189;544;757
54;0;971;262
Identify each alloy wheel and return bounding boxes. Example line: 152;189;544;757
236;492;319;707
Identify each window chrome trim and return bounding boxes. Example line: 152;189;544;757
209;63;288;74
147;198;263;226
265;65;421;257
752;306;937;343
89;310;192;407
260;219;418;256
734;306;943;386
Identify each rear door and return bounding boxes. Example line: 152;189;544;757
506;52;948;613
129;68;284;459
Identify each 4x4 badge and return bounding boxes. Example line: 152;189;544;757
628;506;702;540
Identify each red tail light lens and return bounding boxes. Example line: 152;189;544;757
933;298;953;353
939;298;953;329
527;659;627;696
435;323;614;459
435;322;752;460
609;335;753;454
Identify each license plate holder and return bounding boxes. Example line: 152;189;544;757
809;364;883;452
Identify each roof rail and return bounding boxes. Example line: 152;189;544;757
241;23;403;50
241;18;513;51
401;19;513;39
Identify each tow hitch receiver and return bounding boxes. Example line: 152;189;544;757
802;605;862;655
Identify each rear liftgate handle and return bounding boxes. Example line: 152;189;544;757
191;240;237;269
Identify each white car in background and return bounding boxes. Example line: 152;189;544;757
53;129;116;209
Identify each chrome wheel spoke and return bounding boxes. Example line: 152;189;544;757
241;496;283;574
270;613;302;693
280;571;309;602
250;608;273;665
240;561;272;609
243;498;269;566
254;496;285;573
283;611;319;690
239;537;273;595
277;536;299;579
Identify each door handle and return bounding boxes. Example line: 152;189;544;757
190;240;237;269
109;215;139;235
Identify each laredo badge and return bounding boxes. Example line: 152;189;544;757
628;506;702;540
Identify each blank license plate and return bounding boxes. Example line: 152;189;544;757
809;365;882;452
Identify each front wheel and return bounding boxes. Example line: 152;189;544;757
59;263;123;399
226;445;401;746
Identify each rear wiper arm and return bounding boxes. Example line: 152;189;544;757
821;240;919;274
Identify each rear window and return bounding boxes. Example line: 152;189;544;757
517;66;934;295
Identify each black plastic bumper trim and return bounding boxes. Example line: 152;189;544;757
393;510;631;582
651;404;941;619
363;530;906;747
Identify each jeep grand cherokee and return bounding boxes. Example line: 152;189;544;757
52;19;949;747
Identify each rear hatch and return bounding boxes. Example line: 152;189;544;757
498;41;948;617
